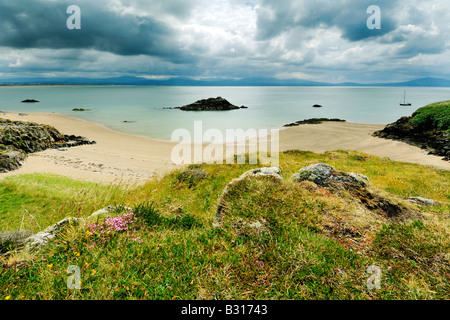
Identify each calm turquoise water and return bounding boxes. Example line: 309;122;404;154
1;86;449;140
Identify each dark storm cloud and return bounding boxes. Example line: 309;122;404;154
255;0;398;42
0;0;191;62
1;0;449;83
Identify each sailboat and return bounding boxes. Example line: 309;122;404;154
399;91;411;106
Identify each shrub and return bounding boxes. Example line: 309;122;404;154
174;166;209;188
133;201;202;230
410;101;450;132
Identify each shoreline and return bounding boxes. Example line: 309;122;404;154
1;112;449;184
0;112;180;184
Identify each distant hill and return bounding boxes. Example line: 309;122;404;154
1;76;450;87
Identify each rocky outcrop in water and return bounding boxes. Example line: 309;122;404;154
178;97;246;111
0;118;96;172
72;108;90;112
21;99;39;103
283;118;346;127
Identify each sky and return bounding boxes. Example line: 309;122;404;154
0;0;449;83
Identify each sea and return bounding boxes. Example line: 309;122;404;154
1;85;449;141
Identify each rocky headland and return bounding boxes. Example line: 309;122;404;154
373;101;450;161
0;118;96;172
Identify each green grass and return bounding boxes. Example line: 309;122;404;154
0;150;449;300
0;173;132;231
410;100;450;132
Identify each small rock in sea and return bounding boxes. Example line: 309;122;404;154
283;118;346;127
72;108;90;112
313;104;323;108
122;120;136;123
21;99;39;103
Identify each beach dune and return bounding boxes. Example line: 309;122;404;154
1;112;448;184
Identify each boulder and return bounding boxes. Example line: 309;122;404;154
86;205;127;220
0;150;26;173
238;166;282;180
23;217;82;253
407;197;440;206
292;163;370;187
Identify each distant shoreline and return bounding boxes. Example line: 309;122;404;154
1;76;450;87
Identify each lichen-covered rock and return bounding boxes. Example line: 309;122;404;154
23;217;82;253
407;197;440;206
238;166;282;180
86;205;129;220
292;163;370;187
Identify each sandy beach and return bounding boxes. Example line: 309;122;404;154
1;112;449;184
279;122;450;170
1;112;179;184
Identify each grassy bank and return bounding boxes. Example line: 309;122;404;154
1;150;449;299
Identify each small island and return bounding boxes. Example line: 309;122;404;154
21;99;39;103
72;108;90;112
177;97;247;111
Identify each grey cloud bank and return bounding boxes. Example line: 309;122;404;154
0;0;449;84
